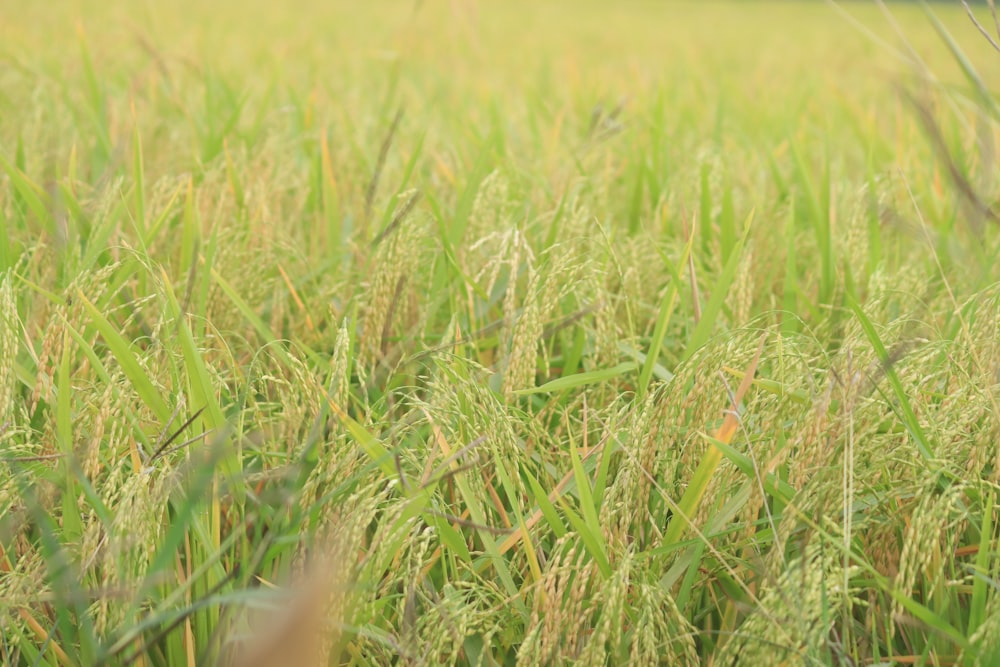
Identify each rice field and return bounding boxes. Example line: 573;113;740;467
2;0;1000;664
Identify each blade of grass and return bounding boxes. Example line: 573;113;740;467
14;468;97;664
637;232;691;400
208;266;301;367
701;435;797;502
968;490;993;640
0;153;53;236
847;294;934;462
699;162;713;256
924;2;1000;120
522;468;567;541
131;112;146;241
499;437;606;556
159;267;241;504
681;210;754;362
0;206;10;272
783;496;974;653
791;142;834;304
662;333;766;550
491;453;543;589
514;361;636;395
556;496;611;579
77;290;171;423
76;22;112;168
426;423;525;612
566;417;610;579
55;329;85;556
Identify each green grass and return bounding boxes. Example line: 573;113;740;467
2;0;1000;664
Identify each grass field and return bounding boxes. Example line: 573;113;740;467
3;0;1000;664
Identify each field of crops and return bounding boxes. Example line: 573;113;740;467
3;1;1000;664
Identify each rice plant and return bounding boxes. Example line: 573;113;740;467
1;1;1000;664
